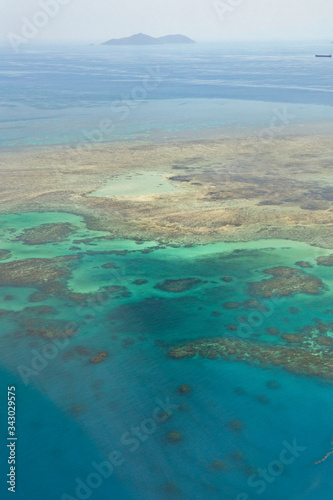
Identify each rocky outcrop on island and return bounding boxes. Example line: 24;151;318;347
102;33;195;46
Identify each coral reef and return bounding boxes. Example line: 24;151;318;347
229;419;244;431
211;311;222;317
165;430;183;443
282;334;302;343
317;254;333;266
17;223;75;245
295;261;313;268
265;327;280;336
0;250;11;261
178;384;191;395
155;278;203;293
210;460;228;471
28;291;47;303
0;256;77;286
102;262;118;269
249;267;325;297
25;320;76;339
169;336;333;379
223;302;241;309
132;279;148;285
89;351;108;364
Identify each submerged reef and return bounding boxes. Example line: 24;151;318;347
133;279;148;285
169;337;333;379
17;223;75;245
25;319;77;339
178;384;192;395
155;278;204;293
295;261;313;268
248;266;325;297
165;431;183;443
89;351;108;364
0;256;78;286
0;250;11;261
317;254;333;266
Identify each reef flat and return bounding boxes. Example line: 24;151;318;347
1;133;333;247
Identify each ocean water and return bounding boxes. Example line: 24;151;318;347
0;41;333;500
1;212;333;500
0;40;333;146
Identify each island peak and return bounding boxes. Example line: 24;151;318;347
102;33;196;46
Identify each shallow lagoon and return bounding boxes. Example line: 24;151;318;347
88;171;175;198
1;212;333;499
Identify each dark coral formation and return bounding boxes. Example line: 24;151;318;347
229;419;244;431
155;278;203;293
317;254;333;266
132;279;148;285
178;384;191;395
265;327;280;336
169;336;333;379
76;345;95;356
28;291;47;303
223;302;241;309
248;267;325;297
264;320;333;351
25;321;76;339
102;262;118;269
89;351;108;364
0;250;11;261
223;299;267;311
17;223;75;245
210;460;228;471
165;430;183;443
211;311;222;317
0;256;77;286
295;261;313;268
282;334;301;343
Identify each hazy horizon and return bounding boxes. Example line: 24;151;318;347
1;0;333;47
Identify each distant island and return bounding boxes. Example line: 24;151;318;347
102;33;196;46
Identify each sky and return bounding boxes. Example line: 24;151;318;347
1;0;333;44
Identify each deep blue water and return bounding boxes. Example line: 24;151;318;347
0;42;333;500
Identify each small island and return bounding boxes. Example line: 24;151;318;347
102;33;195;46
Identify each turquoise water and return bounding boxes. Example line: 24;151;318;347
1;212;333;499
1;40;333;499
